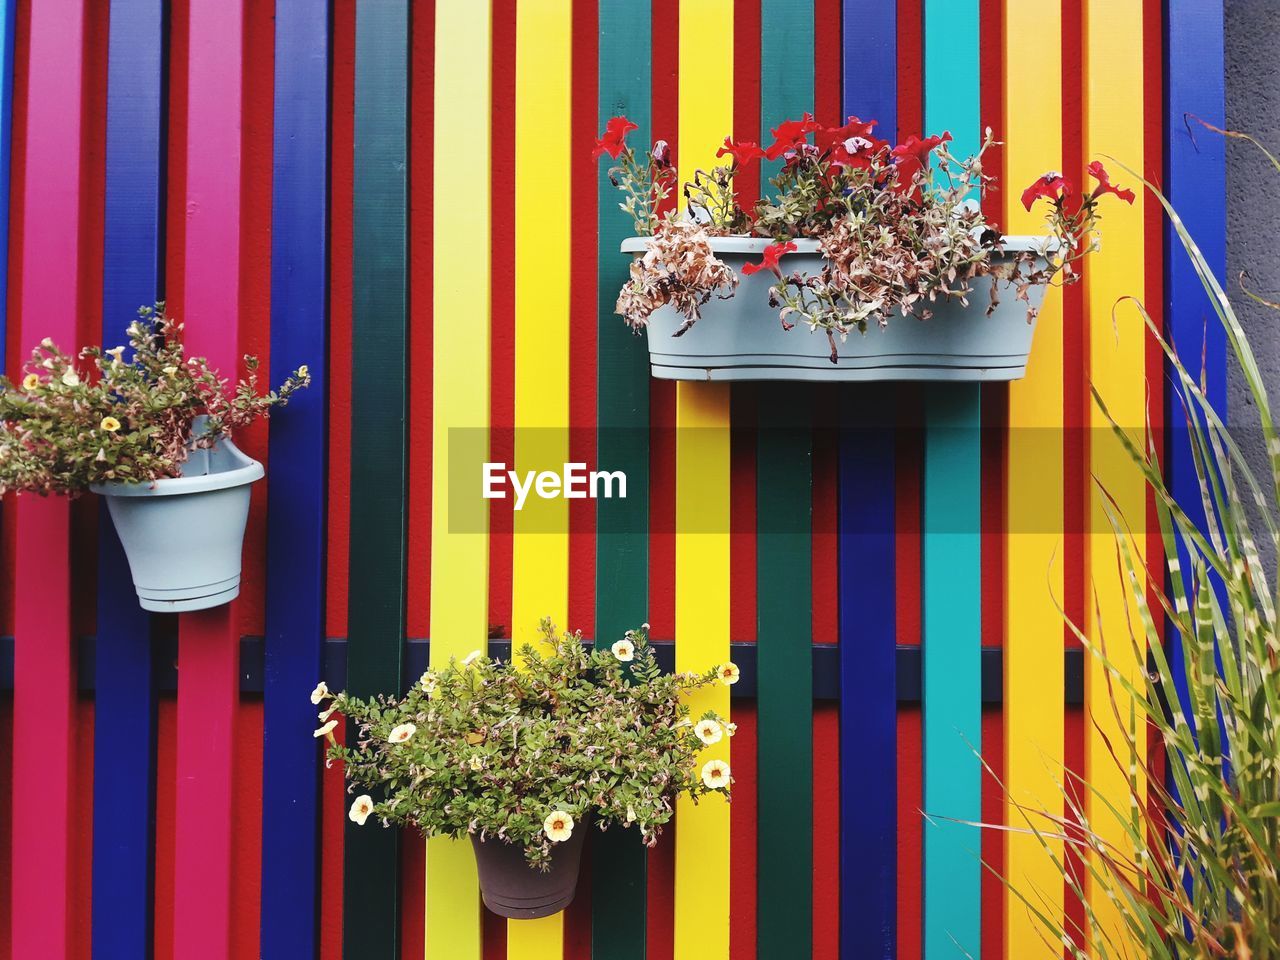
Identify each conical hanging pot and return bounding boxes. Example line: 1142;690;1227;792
470;818;590;920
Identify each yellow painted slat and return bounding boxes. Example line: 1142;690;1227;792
428;5;493;959
509;1;573;955
674;7;733;957
1084;0;1147;948
1002;2;1065;953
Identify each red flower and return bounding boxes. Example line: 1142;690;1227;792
742;241;798;276
816;116;879;151
890;132;952;189
1087;161;1135;204
1021;171;1072;210
716;137;765;166
594;115;638;159
764;113;821;161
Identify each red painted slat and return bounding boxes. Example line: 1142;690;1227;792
10;0;88;953
232;701;264;960
153;695;177;960
896;707;923;960
172;2;245;955
646;825;675;960
730;705;758;960
812;705;840;959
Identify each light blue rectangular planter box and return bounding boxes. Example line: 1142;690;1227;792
90;417;264;612
621;236;1053;382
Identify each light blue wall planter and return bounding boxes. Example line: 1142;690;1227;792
90;418;264;612
622;236;1053;382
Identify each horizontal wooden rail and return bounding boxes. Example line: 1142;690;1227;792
0;637;1085;704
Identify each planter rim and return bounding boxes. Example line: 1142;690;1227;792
90;434;263;498
620;233;1058;255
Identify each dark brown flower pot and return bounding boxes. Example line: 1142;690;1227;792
470;820;589;920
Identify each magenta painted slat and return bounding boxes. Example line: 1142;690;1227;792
172;1;244;956
10;0;87;954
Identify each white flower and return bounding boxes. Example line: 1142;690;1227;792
626;804;637;824
640;622;651;632
461;650;482;667
694;718;723;746
318;704;338;722
60;369;80;387
310;681;329;704
314;719;338;738
700;759;731;790
297;364;309;378
674;717;692;729
725;721;737;738
105;345;124;359
543;810;574;843
162;365;178;376
611;639;635;662
468;754;484;771
716;662;740;686
387;722;416;744
418;671;438;695
348;795;374;826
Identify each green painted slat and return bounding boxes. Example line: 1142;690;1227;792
757;4;815;956
756;387;814;957
922;3;983;956
344;3;409;958
592;2;652;957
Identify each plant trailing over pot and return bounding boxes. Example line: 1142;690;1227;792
0;304;309;611
316;619;735;919
597;113;1133;381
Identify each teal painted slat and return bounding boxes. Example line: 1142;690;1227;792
591;2;652;957
922;0;983;954
757;4;815;956
344;3;409;958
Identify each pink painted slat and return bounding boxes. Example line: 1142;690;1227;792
10;0;87;955
172;2;243;957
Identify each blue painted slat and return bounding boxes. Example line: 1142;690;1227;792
260;1;329;956
93;1;164;955
922;1;982;956
1164;0;1226;729
839;12;898;954
0;0;13;371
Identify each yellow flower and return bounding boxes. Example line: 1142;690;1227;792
313;719;338;739
694;718;723;746
162;365;178;376
700;759;731;790
60;369;80;387
543;810;575;843
310;681;329;704
100;416;121;432
348;795;374;826
467;754;484;771
611;639;635;662
717;662;740;686
21;373;38;391
388;722;416;744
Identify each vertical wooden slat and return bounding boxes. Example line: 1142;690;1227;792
1002;1;1065;954
755;3;813;957
509;0;573;956
1164;0;1225;731
0;0;12;373
343;2;409;957
93;1;164;954
674;4;733;958
838;5;899;956
427;4;492;959
261;1;328;955
921;1;982;956
10;3;85;951
591;1;652;956
172;1;243;955
1083;0;1147;948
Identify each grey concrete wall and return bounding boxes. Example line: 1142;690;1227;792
1226;0;1279;532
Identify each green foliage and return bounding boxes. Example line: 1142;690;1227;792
0;304;309;495
317;620;734;867
994;154;1280;958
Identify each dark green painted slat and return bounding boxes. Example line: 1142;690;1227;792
757;4;816;955
592;1;652;956
344;3;408;958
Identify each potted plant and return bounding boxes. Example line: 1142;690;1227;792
0;304;309;611
314;619;735;919
596;113;1134;381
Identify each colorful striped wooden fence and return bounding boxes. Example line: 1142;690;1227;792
0;1;1227;958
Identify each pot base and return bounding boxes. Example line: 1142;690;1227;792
471;821;589;920
137;575;241;613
